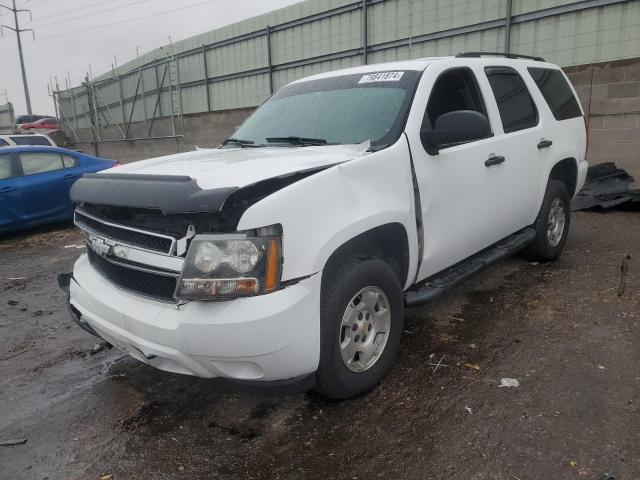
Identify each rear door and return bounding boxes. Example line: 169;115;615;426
481;64;544;228
17;152;73;222
0;153;26;231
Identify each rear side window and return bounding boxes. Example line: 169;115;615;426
485;67;538;133
528;67;582;120
19;153;64;175
0;154;14;179
10;135;51;146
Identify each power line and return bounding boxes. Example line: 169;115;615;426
27;0;119;22
18;0;55;8
32;0;154;29
36;0;217;41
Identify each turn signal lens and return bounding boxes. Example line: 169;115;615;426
264;238;280;293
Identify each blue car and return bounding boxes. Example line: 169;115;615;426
0;146;118;234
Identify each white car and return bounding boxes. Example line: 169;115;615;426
0;133;56;147
62;53;587;398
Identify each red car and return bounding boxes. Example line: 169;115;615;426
19;117;59;131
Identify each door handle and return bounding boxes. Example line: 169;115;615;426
485;155;505;167
537;138;553;149
63;173;80;180
0;186;16;193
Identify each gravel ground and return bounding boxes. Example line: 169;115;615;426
0;211;638;480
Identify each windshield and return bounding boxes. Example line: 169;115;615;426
230;70;421;150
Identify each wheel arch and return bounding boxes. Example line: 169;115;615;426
549;157;578;197
321;223;410;290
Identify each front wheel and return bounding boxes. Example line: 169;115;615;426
315;257;404;399
526;179;571;262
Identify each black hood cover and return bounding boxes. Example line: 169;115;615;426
70;173;237;214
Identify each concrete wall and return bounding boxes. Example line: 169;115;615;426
565;57;640;180
72;108;253;162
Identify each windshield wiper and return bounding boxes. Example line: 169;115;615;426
221;138;260;148
265;136;328;146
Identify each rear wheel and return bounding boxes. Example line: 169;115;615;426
315;257;404;399
526;179;571;261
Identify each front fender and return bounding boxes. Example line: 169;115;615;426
237;139;419;289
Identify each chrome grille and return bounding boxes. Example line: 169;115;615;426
75;209;175;254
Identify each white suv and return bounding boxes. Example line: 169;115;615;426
62;53;588;398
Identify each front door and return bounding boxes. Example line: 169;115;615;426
18;152;72;223
405;62;535;281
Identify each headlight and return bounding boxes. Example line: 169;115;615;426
175;231;282;301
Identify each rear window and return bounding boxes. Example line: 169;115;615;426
485;66;538;133
528;67;582;121
10;135;51;146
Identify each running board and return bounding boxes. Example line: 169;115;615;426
404;227;536;307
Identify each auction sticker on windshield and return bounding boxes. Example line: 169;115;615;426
358;72;404;84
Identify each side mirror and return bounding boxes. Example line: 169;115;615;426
420;110;491;155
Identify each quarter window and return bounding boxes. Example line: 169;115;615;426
62;155;77;168
485;67;538;133
0;139;8;146
19;153;64;175
528;67;582;121
0;154;13;179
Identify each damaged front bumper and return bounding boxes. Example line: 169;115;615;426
61;254;322;383
58;272;103;340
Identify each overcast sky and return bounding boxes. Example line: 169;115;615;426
0;0;303;115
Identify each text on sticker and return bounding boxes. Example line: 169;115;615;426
359;72;405;84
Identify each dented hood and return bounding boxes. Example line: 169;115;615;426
103;144;369;189
71;143;369;213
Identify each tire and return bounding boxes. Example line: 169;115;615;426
314;256;404;399
526;179;571;262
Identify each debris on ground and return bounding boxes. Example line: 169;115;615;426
7;300;18;306
618;255;630;296
465;406;473;415
464;362;480;371
428;355;448;375
572;163;640;211
499;378;520;388
90;342;108;355
0;439;28;446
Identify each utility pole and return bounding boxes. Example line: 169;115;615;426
0;0;34;114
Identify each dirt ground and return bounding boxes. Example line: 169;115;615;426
0;212;638;480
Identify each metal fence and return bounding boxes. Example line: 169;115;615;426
0;102;15;134
52;0;639;143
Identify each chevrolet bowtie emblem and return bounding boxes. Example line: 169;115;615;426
89;235;114;257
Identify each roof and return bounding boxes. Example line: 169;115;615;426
0;145;74;154
290;54;561;86
290;57;450;84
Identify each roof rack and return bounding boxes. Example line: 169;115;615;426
456;52;545;62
